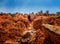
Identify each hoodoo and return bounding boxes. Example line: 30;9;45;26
0;12;60;44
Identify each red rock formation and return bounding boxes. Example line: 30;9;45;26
0;13;60;44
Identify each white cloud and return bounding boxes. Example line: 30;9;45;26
13;6;60;14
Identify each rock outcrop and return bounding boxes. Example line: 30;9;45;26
0;13;60;44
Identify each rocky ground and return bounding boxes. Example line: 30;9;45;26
0;13;60;44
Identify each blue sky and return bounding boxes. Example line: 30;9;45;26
0;0;60;13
